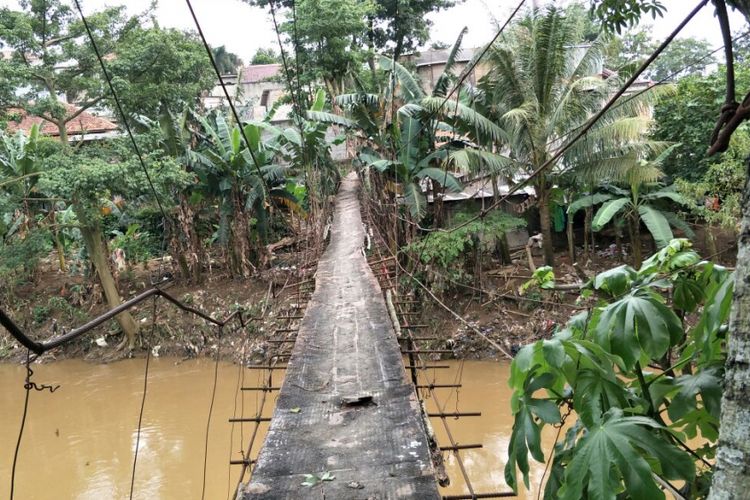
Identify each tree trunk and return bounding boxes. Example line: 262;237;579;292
75;206;139;348
537;183;555;267
491;174;500;206
628;216;643;268
497;232;512;265
706;224;719;258
366;17;377;81
584;205;593;258
57;120;67;144
566;211;575;264
229;191;254;278
709;163;750;499
51;208;66;273
171;194;203;284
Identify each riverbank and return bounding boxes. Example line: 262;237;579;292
2;229;737;365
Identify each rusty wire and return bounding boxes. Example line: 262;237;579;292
201;324;224;500
130;296;158;499
362;196;514;498
10;349;59;500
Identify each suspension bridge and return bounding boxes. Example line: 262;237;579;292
2;171;506;500
239;173;439;498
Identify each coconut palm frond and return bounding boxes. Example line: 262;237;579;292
622;163;665;186
448;148;517;176
335;93;379;107
416;167;462;192
420;96;509;144
433;27;469;98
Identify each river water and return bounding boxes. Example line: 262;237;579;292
0;359;547;499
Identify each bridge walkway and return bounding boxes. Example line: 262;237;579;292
239;172;439;499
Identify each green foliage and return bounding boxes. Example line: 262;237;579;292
355;33;507;221
588;0;666;33
108;26;216;116
651;63;750;180
480;5;667;265
212;45;243;73
262;0;376;93
367;0;457;59
0;1;214;136
404;210;524;285
40;148;190;211
675;129;748;229
506;239;732;498
250;47;279;65
0;227;51;284
520;266;555;294
604;29;713;81
110;224;158;264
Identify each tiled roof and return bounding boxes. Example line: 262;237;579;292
5;103;119;137
239;64;282;83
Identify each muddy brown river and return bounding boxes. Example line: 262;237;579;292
1;359;548;499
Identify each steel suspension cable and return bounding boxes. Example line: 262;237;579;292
10;350;59;500
268;0;306;128
543;29;750;161
201;324;223;500
129;296;158;499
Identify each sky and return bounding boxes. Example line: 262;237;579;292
1;0;747;64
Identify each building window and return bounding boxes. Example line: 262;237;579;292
260;90;270;107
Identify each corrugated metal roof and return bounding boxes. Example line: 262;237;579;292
413;47;478;67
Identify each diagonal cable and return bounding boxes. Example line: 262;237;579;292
184;0;270;199
416;0;710;239
72;0;170;224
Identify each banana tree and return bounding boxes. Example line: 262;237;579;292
0;123;43;231
149;106;208;282
359;111;464;220
193;113;291;276
570;147;693;267
318;29;515;225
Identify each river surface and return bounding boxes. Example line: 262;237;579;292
1;359;548;499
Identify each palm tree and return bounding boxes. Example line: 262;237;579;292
318;29;515;224
479;6;665;267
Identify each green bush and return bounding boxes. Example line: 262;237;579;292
406;210;524;267
110;223;159;264
0;227;52;285
404;209;525;288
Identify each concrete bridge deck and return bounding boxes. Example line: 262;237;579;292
239;173;439;499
